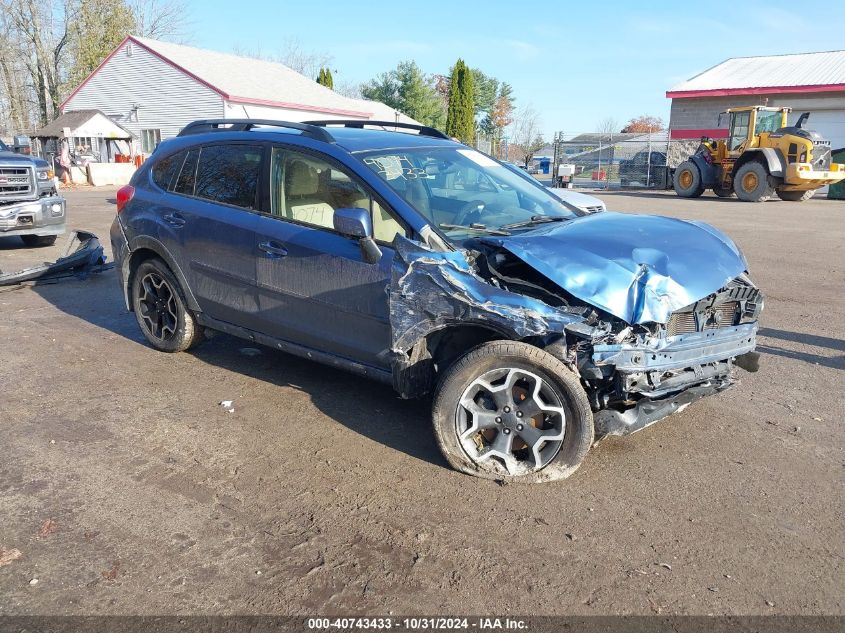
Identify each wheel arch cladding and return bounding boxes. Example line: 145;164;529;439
127;237;201;312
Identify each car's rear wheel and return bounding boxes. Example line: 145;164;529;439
21;234;57;247
131;258;203;352
432;341;593;483
673;161;704;198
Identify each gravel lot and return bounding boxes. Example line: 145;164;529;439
1;186;843;616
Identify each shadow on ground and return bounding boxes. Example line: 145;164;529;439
30;269;442;468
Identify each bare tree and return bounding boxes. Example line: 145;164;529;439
1;0;75;127
277;38;333;80
334;81;362;99
0;10;32;133
129;0;192;41
596;117;619;140
509;105;545;167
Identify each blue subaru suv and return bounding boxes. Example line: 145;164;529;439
111;119;762;483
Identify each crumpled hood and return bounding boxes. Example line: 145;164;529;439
481;212;748;324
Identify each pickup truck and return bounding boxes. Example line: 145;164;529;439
0;138;66;246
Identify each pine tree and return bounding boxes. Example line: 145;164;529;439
316;67;335;90
445;59;475;144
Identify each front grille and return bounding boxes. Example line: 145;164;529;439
0;166;34;198
702;301;738;330
812;143;832;170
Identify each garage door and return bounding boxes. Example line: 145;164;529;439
787;110;845;150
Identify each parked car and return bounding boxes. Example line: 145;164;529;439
501;161;606;214
112;119;762;483
619;150;671;188
0;138;66;246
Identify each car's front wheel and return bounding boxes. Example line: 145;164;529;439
432;341;594;483
131;258;203;352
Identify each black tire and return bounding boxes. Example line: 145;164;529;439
734;161;775;202
713;185;734;198
673;161;704;198
21;234;57;247
131;258;203;353
776;189;815;202
432;341;594;483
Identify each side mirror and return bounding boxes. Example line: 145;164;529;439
333;207;372;238
333;207;382;264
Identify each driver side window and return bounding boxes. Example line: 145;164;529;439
729;112;750;151
270;147;406;243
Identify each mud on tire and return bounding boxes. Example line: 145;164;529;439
131;258;204;353
432;341;594;483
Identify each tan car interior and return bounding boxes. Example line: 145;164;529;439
271;151;405;243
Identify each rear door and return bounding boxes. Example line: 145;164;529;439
252;144;409;368
159;142;263;328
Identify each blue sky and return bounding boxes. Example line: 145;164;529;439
188;0;845;137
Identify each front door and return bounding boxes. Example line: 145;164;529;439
253;146;408;369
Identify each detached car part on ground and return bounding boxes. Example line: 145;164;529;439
111;119;763;483
0;230;106;287
0;138;66;246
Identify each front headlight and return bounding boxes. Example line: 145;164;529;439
36;169;54;181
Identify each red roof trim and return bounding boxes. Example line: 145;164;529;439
670;128;729;140
62;36;373;118
667;83;845;99
225;95;371;117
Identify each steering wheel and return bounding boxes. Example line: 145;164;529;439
453;199;487;225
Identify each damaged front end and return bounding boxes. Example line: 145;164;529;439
0;230;106;286
389;213;762;437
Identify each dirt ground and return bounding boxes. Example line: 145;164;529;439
0;186;843;616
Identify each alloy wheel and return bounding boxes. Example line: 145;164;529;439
137;272;179;341
455;367;566;476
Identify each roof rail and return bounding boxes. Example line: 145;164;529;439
177;119;335;143
305;119;450;140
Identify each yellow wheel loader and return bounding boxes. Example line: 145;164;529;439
673;106;845;202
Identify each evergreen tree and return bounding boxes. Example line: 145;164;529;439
445;59;475;144
361;61;445;128
316;67;334;90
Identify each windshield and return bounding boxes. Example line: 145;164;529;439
755;110;782;135
0;139;8;152
359;147;578;239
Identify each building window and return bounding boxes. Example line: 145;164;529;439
141;129;161;154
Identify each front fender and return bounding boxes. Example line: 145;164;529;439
735;148;786;177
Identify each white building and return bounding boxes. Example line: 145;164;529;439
667;50;845;149
62;36;417;155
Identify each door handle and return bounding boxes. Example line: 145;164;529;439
258;241;288;258
162;212;185;227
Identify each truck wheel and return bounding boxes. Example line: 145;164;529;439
776;189;815;201
673;161;704;197
131;258;204;353
734;161;775;202
21;235;57;247
432;341;593;483
713;185;734;198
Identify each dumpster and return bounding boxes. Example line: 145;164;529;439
829;148;845;200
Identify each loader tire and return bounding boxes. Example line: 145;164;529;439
673;161;704;198
734;161;775;202
776;189;815;202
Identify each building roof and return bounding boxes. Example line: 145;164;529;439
668;50;845;98
33;109;133;139
62;36;417;123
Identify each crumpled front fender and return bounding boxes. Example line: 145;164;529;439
389;236;586;354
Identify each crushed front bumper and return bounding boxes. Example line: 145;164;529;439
589;322;758;436
0;196;66;237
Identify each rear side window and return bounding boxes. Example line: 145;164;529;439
151;151;183;190
194;144;262;209
174;149;199;195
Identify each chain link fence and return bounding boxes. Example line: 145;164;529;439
550;132;701;190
